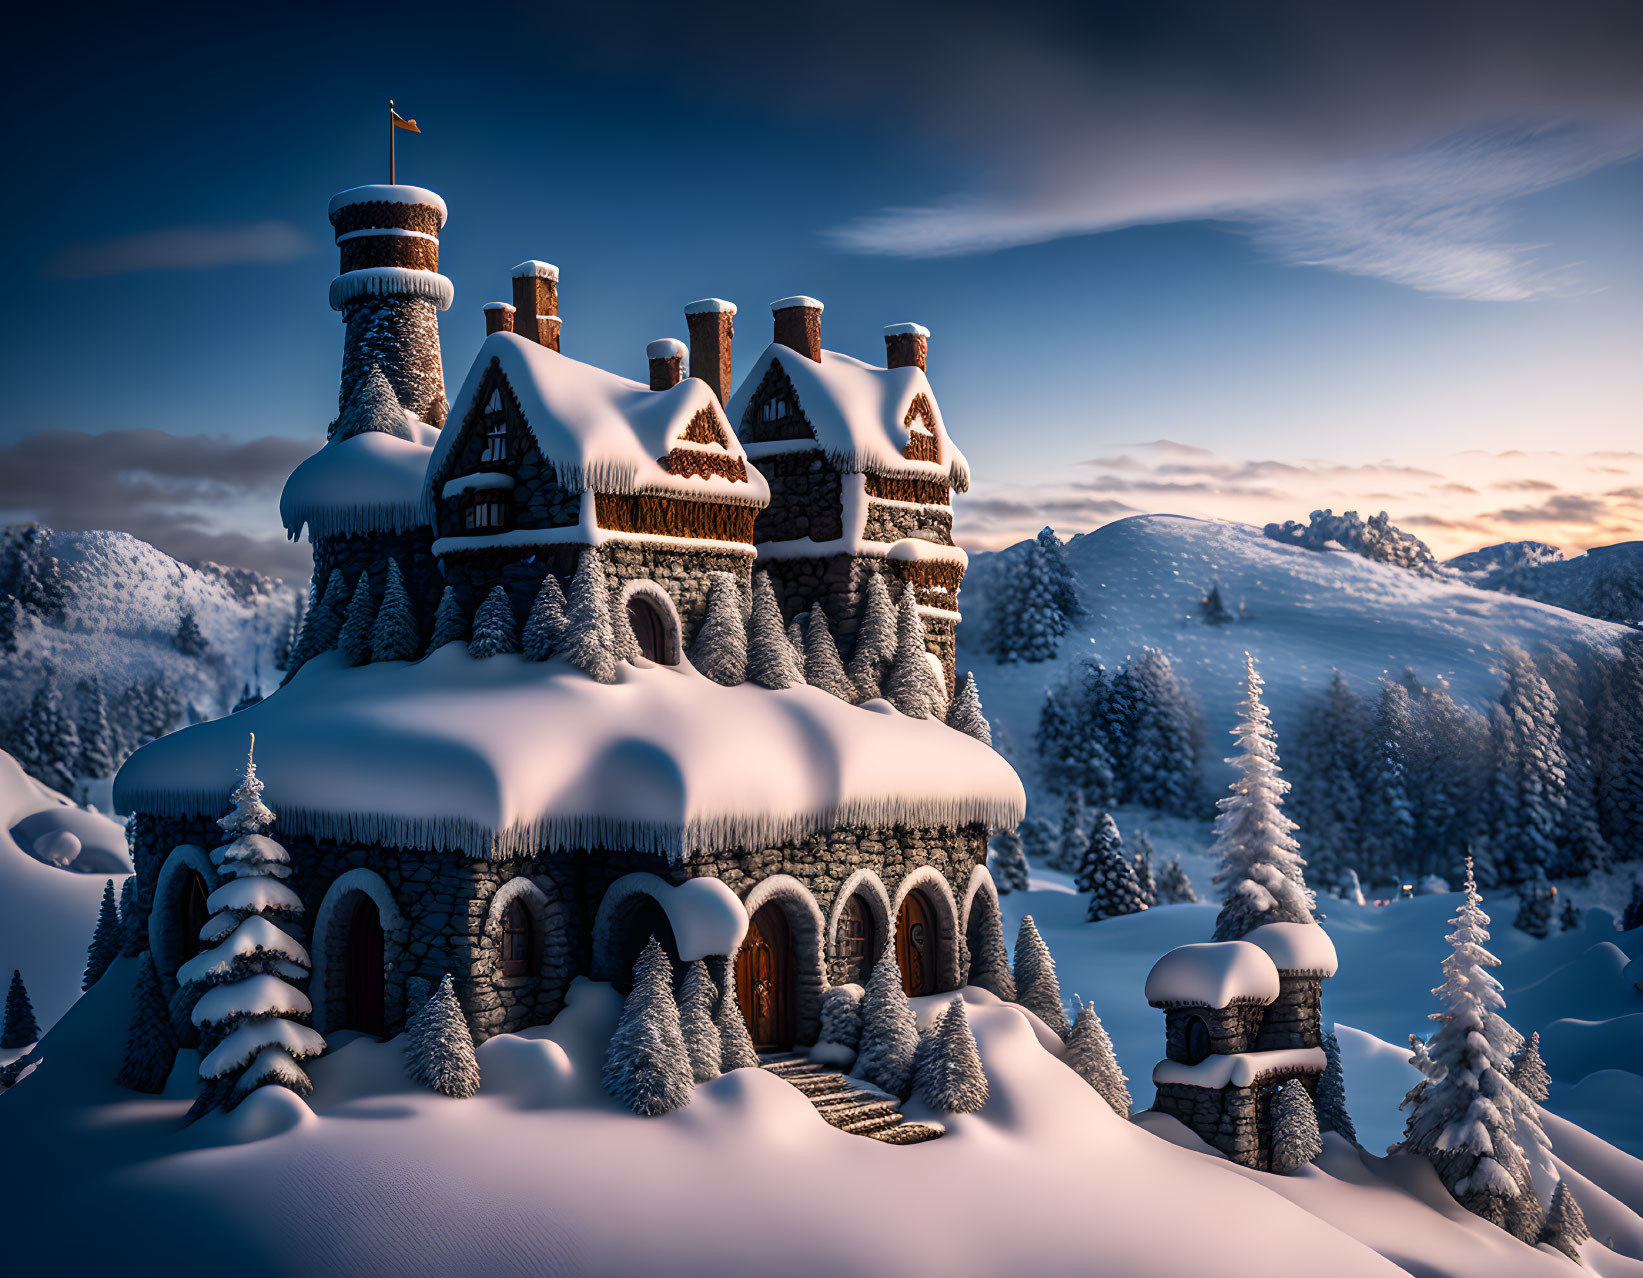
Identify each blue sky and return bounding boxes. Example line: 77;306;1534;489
1;1;1639;578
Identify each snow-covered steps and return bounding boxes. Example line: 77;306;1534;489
758;1052;943;1145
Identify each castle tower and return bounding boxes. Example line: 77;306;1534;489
328;184;454;427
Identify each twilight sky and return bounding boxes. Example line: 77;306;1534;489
1;0;1639;580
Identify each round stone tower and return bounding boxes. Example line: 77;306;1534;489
327;184;454;427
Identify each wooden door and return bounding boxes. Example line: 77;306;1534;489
895;891;937;996
345;898;385;1035
736;903;794;1049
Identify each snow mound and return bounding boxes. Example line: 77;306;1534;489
1145;940;1280;1008
1246;922;1339;976
280;427;439;540
209;1083;317;1145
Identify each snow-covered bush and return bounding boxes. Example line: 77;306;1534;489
1264;508;1447;578
676;960;723;1084
603;937;693;1116
1270;1081;1322;1174
3;969;39;1048
1014;915;1069;1039
403;973;481;1098
913;998;988;1113
1064;997;1130;1117
691;572;747;688
82;879;120;990
469;585;520;659
813;982;863;1067
855;945;919;1098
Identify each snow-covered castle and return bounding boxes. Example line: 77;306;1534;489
113;180;1023;1062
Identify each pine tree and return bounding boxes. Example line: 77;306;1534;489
1018;816;1057;866
1075;808;1117;893
947;672;992;745
1624;881;1643;932
370;560;420;662
1539;1181;1591;1262
1539;648;1610;878
82;879;121;990
713;960;760;1071
1035;661;1118;806
913;998;988;1113
965;901;1016;1001
1490;644;1568;884
855;945;920;1098
1593;636;1643;853
287;568;348;676
115;952;178;1093
468;585;520;659
1316;1029;1358;1143
1155;856;1199;905
1014;915;1070;1038
846;572;898;700
1514;868;1555;939
801;605;854;700
336;573;377;666
334;363;413;441
1559;897;1581;932
1063;997;1130;1116
1123;647;1204;816
1086;815;1148;922
12;526;67;622
173;607;208;657
24;681;80;794
691;572;747;687
603;936;694;1116
990;527;1080;663
426;584;468;654
1509;1030;1551;1103
1057;792;1089;875
522;574;569;662
785;618;805;664
1360;681;1418;886
1131;832;1159;906
990;827;1030;896
747;572;803;690
403;973;481;1098
75;678;116;780
562;551;618;682
676;960;723;1084
1270;1080;1323;1173
1212;654;1315;940
2;970;39;1048
1398;858;1548;1241
0;592;24;655
885;587;941;717
610;587;642;665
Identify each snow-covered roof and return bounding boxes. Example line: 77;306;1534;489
684;298;736;315
1244;922;1339;977
280;421;440;540
512;260;558;281
771;295;823;312
883;322;930;337
430;332;769;509
727;346;970;492
1152;1047;1326;1089
1144;941;1281;1008
328;184;448;227
113;647;1025;862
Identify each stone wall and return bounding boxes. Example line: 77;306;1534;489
1163;1001;1265;1061
753;451;843;543
1154;1081;1269;1169
340;296;446;425
1254;975;1323;1051
312;527;442;629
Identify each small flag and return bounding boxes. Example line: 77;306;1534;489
392;109;420;134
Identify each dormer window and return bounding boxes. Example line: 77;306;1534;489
759;397;790;423
480;388;508;462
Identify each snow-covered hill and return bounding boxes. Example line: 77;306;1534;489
960;515;1628;794
1470;541;1643;627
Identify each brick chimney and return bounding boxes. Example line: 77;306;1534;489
647;338;687;391
484;302;516;336
883;322;929;372
511;261;560;351
684;299;736;405
771;296;823;362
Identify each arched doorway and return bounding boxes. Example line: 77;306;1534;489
499;897;532;978
895;890;938;997
344;898;386;1035
615;894;678;992
626;593;676;664
837;893;878;986
180;870;211;960
737;902;795;1049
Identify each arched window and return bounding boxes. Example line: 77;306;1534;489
181;870;211;960
344;898;386;1035
500;897;532;978
1185;1016;1212;1065
837;894;877;986
626;593;677;665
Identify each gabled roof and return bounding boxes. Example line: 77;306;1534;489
280;416;441;540
726;345;970;492
428;333;769;510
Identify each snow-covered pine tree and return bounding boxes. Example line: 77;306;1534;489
370;559;420;662
947;672;992;745
747;572;803;690
1592;635;1643;853
785;618;805;664
1155;855;1199;904
1131;832;1159;906
885;587;942;718
1211;654;1315;941
1360;681;1418;887
1539;1181;1591;1262
82;879;121;990
1559;898;1581;932
965;899;1016;1001
1014;915;1070;1038
990;527;1080;663
181;735;323;1113
1063;997;1131;1116
426;584;468;654
816;984;863;1060
854;945;920;1098
1316;1029;1358;1143
1035;662;1117;805
115;951;177;1093
1398;858;1547;1241
1539;648;1610;878
522;573;569;661
1056;792;1089;875
333;363;413;441
403;973;481;1098
691;571;747;687
75;678;115;780
713;960;760;1070
1489;644;1568;885
2;969;39;1048
174;608;208;657
0;591;23;655
562;551;618;683
913;998;988;1113
287;568;348;676
1124;647;1204;817
802;605;854;700
676;960;723;1084
117;876;143;956
336;572;378;666
1086;818;1148;922
1514;868;1555;939
610;587;642;665
846;572;898;700
24;681;80;794
11;526;67;622
1270;1080;1323;1173
1018;816;1057;866
990;827;1030;896
603;936;694;1116
1074;807;1115;892
468;585;520;659
1509;1030;1551;1103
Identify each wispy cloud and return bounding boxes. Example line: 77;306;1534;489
43;222;311;279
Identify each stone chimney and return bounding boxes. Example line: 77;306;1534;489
511;261;560;351
883;322;929;372
684;299;736;405
484;302;516;336
647;338;688;391
771;296;823;362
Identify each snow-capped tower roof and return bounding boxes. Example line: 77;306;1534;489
1144;941;1281;1009
1243;922;1339;977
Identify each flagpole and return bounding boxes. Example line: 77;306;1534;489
388;100;396;184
